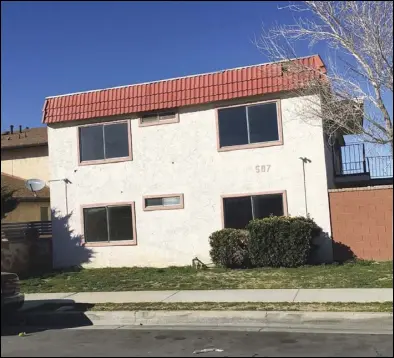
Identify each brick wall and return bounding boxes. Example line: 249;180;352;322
329;185;393;261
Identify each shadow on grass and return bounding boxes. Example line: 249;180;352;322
18;265;84;281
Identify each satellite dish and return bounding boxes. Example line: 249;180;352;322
25;179;46;196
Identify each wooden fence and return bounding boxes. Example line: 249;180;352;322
1;221;52;240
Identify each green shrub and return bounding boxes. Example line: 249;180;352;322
247;216;322;268
209;229;250;268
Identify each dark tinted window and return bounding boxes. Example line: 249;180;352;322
79;122;129;162
79;126;104;161
104;123;129;159
223;196;253;229
252;194;284;219
223;193;284;229
218;106;248;147
247;103;279;143
108;205;133;241
159;112;177;121
40;206;49;221
217;102;279;148
83;205;134;243
145;198;163;207
83;207;108;242
141;114;157;124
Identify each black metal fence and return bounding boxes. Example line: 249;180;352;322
334;143;393;179
1;221;52;240
366;156;393;179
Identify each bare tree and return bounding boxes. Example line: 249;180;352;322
257;1;393;149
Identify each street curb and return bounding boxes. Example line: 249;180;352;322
9;310;393;334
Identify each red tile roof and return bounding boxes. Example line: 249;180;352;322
42;55;326;124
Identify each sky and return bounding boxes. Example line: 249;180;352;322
1;1;392;160
1;1;313;130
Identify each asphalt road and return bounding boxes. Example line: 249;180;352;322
1;328;393;357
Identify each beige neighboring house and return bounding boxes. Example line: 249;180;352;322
1;125;50;223
1;173;50;223
1;125;49;181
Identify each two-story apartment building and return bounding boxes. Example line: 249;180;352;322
43;55;336;268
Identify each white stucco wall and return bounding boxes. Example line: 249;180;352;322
48;94;333;268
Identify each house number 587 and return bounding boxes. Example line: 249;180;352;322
255;165;271;173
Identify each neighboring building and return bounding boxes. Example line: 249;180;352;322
43;55;342;268
1;126;49;182
1;172;50;223
1;126;51;224
43;55;392;268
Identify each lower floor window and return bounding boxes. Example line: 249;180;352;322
83;203;136;244
223;192;286;229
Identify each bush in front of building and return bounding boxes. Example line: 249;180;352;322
247;216;322;268
209;228;250;268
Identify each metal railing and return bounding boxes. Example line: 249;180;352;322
367;156;393;179
1;221;52;240
334;143;393;179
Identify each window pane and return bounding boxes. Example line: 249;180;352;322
40;206;49;221
145;198;163;207
79;126;104;162
223;196;253;229
159;112;176;121
247;103;279;143
218;106;248;147
104;123;129;159
108;205;133;241
252;194;284;219
83;207;108;242
141;114;158;123
163;196;181;206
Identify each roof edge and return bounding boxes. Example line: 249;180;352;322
1;172;49;187
1;142;48;150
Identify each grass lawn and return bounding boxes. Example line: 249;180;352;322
88;302;393;313
20;260;393;293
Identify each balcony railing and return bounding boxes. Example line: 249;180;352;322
366;156;393;179
334;143;393;179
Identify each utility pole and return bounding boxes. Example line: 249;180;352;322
299;157;311;217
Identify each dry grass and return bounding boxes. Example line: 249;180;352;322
89;302;393;313
21;260;393;293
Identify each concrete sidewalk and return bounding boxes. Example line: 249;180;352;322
24;288;393;304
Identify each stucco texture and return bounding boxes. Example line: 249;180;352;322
48;95;332;268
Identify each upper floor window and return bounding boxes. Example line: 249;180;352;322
217;100;282;151
143;194;184;211
139;110;178;126
78;121;131;164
